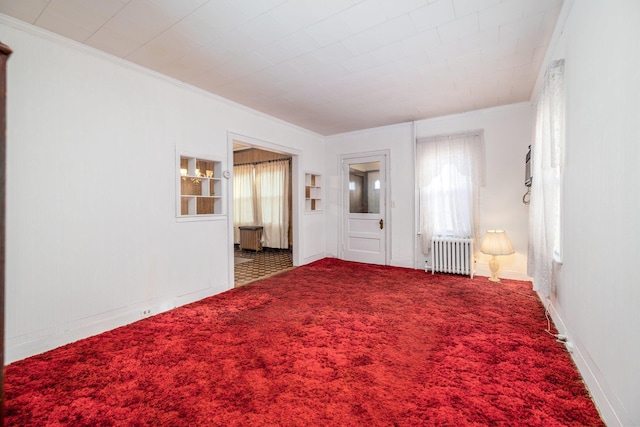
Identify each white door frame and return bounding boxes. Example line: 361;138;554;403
226;132;302;289
339;150;391;265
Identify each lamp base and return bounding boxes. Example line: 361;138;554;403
488;255;501;283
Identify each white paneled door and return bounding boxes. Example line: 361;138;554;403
341;154;387;265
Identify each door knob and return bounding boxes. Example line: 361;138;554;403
379;219;384;229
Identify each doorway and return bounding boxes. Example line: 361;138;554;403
227;133;301;287
340;152;389;265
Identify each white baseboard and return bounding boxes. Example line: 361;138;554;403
390;257;415;269
543;297;625;427
5;287;218;364
302;253;326;265
474;265;531;281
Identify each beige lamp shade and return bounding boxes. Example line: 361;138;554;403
480;230;514;283
480;230;515;256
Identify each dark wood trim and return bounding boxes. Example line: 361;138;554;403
0;40;12;425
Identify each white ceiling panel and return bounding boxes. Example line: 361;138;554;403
186;1;249;33
409;0;456;32
157;59;202;82
338;0;389;34
148;0;208;20
342;15;416;57
436;12;479;43
187;66;235;92
212;28;262;56
85;26;141;58
255;31;321;65
56;0;128;20
478;0;525;30
0;0;564;135
34;0;125;43
35;9;94;42
164;14;220;45
216;52;274;80
0;0;49;24
303;14;356;48
499;11;545;41
265;1;317;35
426;31;491;64
343;52;386;73
379;0;434;20
308;62;353;84
125;30;199;69
231;0;286;20
395;51;431;70
524;0;562;15
102;0;177;45
158;45;236;82
179;42;239;70
516;33;549;51
452;0;501;18
399;28;441;57
369;39;408;64
288;43;354;75
234;12;292;48
263;62;306;83
304;0;358;21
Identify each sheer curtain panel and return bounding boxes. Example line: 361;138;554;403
233;164;256;244
416;130;485;256
255;160;290;249
528;59;565;297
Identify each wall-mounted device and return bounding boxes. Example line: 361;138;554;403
523;145;532;205
524;145;532;187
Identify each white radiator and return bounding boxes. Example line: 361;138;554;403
430;236;474;278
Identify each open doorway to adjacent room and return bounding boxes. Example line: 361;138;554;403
228;134;300;287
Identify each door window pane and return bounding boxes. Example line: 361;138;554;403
348;161;380;213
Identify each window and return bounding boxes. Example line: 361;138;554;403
528;59;565;297
233;159;290;249
416;130;485;255
427;164;472;236
233;164;256;226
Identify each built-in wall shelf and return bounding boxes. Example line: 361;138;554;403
177;154;223;219
305;172;322;212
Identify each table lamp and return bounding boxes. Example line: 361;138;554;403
480;230;515;282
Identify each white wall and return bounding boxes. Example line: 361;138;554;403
1;17;325;363
325;103;532;279
542;1;640;425
5;4;639;422
415;104;533;279
325;123;416;268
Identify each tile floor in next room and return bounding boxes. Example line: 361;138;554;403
234;245;294;287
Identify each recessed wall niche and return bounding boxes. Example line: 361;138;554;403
177;154;223;218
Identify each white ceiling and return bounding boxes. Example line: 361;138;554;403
0;0;563;135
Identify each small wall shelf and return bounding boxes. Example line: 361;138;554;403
177;154;223;218
305;172;322;212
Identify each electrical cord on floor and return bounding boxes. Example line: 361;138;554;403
491;279;569;344
544;299;568;343
501;281;568;343
501;280;538;300
498;281;566;341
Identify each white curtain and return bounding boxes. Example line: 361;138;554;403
417;130;485;256
233;160;290;249
528;59;565;297
255;160;290;249
233;164;256;244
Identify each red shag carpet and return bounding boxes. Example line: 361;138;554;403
4;259;603;426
